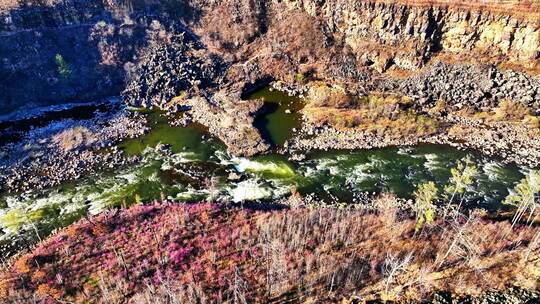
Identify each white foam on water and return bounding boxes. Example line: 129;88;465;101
482;161;505;182
0;190;79;235
161;152;200;170
314;158;343;175
227;179;273;202
87;168;160;214
116;171;140;184
60;201;86;215
300;166;318;178
175;188;209;201
367;155;389;168
230;157;295;178
268;180;296;198
215;150;233;165
423;153;442;171
346;162;376;185
397;146;414;156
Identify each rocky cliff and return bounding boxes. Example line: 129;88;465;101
1;0;540;115
278;0;540;72
0;0;190;114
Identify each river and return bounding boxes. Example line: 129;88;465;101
0;87;532;257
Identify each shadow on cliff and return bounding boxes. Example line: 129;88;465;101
0;0;202;115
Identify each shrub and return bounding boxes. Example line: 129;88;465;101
490;100;534;123
307;84;354;108
55;54;71;79
413;182;438;231
304;89;440;138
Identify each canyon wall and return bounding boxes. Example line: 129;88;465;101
278;0;540;72
1;0;540;115
0;0;188;115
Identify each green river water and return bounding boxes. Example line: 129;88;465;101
0;87;532;256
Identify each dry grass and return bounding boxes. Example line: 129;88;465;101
490;100;539;127
197;0;262;53
304;86;439;138
307;84;355;109
51;126;97;152
456;100;540;128
224;9;335;83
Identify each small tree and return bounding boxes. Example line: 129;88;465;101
443;156;479;216
504;170;540;227
413;182;438;232
205;175;220;203
226;267;248;304
55;54;71;79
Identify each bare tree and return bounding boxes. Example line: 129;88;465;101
226;267;248;304
436;214;482;269
382;252;414;297
504;170;540;227
443;157;478;218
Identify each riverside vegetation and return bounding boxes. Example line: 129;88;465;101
0;84;539;303
1;170;540;303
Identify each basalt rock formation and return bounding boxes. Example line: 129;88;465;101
0;0;194;114
122;31;222;109
2;0;540;112
278;0;540;71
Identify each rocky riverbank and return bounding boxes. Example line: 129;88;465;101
288;73;540;168
288;118;540;168
374;61;540;113
0;102;147;194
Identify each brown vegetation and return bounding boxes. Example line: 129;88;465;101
304;85;439;138
51;126;97;152
452;99;540;128
1;198;538;303
220;9;339;84
489;100;540;127
197;0;263;55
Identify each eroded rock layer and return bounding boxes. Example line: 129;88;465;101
2;0;540;112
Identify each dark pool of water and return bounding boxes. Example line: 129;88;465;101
248;86;304;146
0;101;113;146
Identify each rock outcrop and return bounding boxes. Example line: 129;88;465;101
185;91;270;156
0;0;193;114
278;0;540;72
2;0;540;159
376;61;540;112
122;31;222;109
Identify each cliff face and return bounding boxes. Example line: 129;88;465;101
278;0;540;72
1;0;540;115
0;0;185;115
